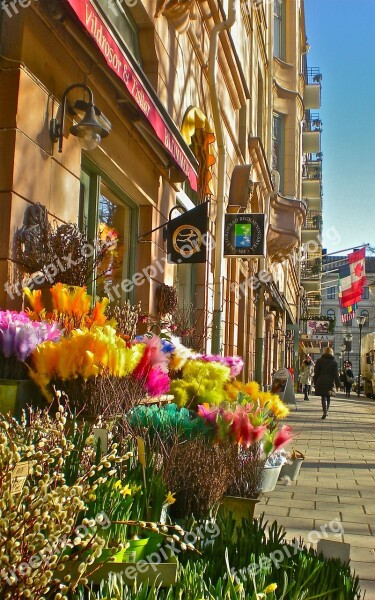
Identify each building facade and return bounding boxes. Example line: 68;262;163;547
0;0;312;387
321;256;375;376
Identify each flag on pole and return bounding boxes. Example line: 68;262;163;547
340;303;357;324
338;247;366;308
338;271;357;323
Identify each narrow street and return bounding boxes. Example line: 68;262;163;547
258;392;375;599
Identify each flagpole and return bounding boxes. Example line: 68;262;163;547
323;243;369;257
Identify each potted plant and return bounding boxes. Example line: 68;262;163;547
219;443;264;524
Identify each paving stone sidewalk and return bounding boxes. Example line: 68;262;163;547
257;391;375;599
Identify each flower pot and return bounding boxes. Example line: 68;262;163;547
0;379;45;420
219;495;259;525
259;465;282;493
126;538;150;561
279;458;304;482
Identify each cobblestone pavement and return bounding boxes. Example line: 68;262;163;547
257;391;375;599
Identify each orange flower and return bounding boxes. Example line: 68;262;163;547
23;288;45;318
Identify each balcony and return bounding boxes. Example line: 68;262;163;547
304;69;322;109
301;256;322;281
267;194;307;261
302;157;322;199
302;210;322;231
302;112;322;154
302;131;321;154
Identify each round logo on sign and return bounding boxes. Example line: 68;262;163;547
172;225;202;258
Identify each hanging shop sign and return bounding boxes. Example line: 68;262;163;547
64;0;198;191
167;203;209;264
224;213;266;257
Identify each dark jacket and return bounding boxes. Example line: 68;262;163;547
343;368;354;385
314;354;341;396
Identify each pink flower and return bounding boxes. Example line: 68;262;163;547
273;425;293;450
133;335;170;372
197;403;219;424
146;367;170;397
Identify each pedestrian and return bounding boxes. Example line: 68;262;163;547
343;360;355;398
300;355;314;401
313;347;341;420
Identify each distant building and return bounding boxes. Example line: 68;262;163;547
321;256;375;375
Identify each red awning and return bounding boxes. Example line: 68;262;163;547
64;0;198;191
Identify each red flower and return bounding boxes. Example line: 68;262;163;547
273;425;293;450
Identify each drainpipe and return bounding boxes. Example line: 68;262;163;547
209;0;237;355
255;170;279;387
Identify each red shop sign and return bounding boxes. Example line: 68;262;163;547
65;0;198;191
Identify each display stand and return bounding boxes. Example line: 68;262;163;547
271;368;298;410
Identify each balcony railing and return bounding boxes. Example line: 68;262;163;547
302;159;322;180
306;67;322;85
303;210;323;231
301;255;322;280
303;112;322;132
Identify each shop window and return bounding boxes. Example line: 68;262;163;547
274;0;286;60
327;286;335;300
95;0;142;65
80;164;137;302
272;113;285;192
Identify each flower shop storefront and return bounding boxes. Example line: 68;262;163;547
0;284;361;599
0;0;199;322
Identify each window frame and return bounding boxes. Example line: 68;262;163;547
272;112;285;192
327;286;336;300
80;157;138;303
94;0;143;65
273;0;286;60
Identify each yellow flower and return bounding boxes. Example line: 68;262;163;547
120;485;132;497
114;480;122;490
165;491;176;505
263;583;277;594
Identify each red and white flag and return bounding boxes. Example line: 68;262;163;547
338;247;366;308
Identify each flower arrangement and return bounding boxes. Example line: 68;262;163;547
15;204;119;288
226;380;290;419
128;403;212;443
24;284;109;333
197;402;270;448
170;359;231;409
0;310;60;379
198;353;244;378
29;325;145;405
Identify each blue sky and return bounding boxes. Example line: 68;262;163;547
304;0;375;255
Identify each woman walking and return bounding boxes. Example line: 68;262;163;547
300;355;315;401
314;347;341;420
343;361;355;398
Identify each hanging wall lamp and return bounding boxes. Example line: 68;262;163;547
49;83;111;152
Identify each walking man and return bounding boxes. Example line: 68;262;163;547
314;347;341;419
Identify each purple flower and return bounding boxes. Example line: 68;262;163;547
0;311;61;362
197;353;244;377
